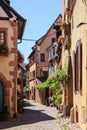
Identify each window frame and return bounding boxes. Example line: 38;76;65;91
0;28;8;46
72;39;82;93
40;53;45;62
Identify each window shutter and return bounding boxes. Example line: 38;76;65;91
76;46;78;91
78;42;82;90
72;51;76;91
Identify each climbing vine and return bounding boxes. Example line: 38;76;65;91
37;68;69;107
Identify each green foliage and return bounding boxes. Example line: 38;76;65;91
55;69;68;86
37;69;69;107
37;81;50;90
23;86;28;92
48;69;68;107
56;114;71;130
48;69;68;89
52;92;62;106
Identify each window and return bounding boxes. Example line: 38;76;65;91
0;32;5;44
48;51;50;58
40;70;48;77
40;70;44;77
33;70;35;77
0;28;7;45
53;47;55;56
51;49;53;58
32;55;35;61
40;53;45;61
51;38;56;43
72;40;82;92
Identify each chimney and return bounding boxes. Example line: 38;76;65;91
5;0;10;5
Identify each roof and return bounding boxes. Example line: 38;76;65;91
38;14;62;45
28;14;62;59
36;35;45;45
18;63;26;71
28;36;44;59
0;0;26;39
28;49;35;59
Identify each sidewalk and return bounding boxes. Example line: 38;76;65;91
0;99;82;130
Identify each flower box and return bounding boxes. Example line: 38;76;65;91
0;44;9;56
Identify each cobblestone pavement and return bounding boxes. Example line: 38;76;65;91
0;100;82;130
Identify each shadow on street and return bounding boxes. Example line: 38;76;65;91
0;100;55;129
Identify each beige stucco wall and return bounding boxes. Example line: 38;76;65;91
71;1;87;129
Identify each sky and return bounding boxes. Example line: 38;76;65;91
11;0;62;63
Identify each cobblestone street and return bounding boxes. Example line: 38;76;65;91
0;100;82;130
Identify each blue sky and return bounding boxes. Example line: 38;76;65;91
11;0;62;63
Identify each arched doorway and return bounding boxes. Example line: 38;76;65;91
0;81;4;112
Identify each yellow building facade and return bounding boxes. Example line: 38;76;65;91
62;0;87;129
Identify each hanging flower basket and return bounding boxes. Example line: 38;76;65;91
0;44;9;56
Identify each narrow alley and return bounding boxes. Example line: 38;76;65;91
0;100;82;130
